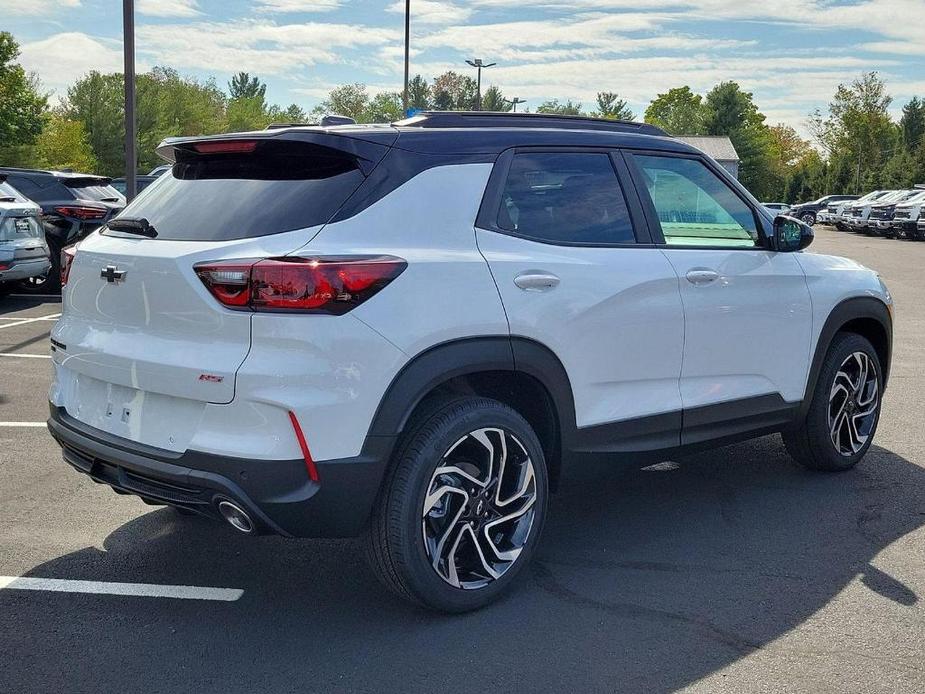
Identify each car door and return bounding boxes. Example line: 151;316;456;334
624;150;813;445
475;148;686;452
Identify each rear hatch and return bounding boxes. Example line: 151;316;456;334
0;210;47;259
61;176;125;233
53;130;393;434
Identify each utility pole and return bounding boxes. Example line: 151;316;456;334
508;97;526;113
122;0;137;200
465;58;496;111
402;0;410;114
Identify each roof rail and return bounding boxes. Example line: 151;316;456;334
394;111;667;136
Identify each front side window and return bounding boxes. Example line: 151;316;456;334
497;152;636;245
633;155;758;248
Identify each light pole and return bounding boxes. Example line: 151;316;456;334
123;0;137;200
402;0;410;114
508;97;526;113
465;58;496;111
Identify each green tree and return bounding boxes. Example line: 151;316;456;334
62;71;124;175
431;71;476;110
226;95;273;132
899;97;925;153
33;115;97;172
228;72;266;101
481;85;510;112
363;91;403;123
408;75;431;110
0;32;48;152
537;99;582;115
704;81;775;199
592;92;633;120
278;103;307;123
644;86;707;135
313;83;370;121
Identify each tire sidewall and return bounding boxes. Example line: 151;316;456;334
393;400;548;612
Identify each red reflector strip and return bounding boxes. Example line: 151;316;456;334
288;411;319;483
193;140;258;154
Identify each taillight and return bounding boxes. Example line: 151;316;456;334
53;205;107;221
61;246;77;286
192;140;258;155
194;256;406;314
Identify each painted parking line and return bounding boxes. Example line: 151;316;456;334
0;314;60;330
0;576;244;602
0;316;59;322
0;422;47;427
0;353;51;359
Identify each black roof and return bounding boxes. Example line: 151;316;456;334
0;166;111;184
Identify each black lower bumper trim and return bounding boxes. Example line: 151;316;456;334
47;405;394;538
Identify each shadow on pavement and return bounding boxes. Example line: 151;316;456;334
7;436;924;692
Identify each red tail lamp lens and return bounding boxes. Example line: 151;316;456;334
54;205;107;221
192;140;258;155
194;256;406;314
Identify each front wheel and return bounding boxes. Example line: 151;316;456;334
800;212;817;226
365;397;548;612
783;333;883;471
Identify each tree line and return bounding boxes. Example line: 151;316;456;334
2;30;923;202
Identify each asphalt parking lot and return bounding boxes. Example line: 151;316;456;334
1;228;923;693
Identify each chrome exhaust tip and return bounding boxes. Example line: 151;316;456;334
216;499;255;534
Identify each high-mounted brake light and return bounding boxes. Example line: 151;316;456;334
53;205;107;221
194;256;406;314
192;140;258;155
60;246;77;287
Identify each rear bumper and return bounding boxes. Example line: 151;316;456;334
0;257;51;282
47;405;394;538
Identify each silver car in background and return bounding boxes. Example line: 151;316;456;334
0;176;51;296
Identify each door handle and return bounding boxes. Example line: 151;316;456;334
513;271;560;292
685;269;720;285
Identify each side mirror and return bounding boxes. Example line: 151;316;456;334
770;215;813;252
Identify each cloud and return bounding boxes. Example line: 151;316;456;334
18;32;124;99
136;20;399;75
385;0;472;24
137;0;201;18
255;0;343;12
7;0;80;16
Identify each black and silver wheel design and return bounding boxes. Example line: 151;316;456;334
800;212;816;226
828;351;879;456
366;397;547;612
422;428;537;590
784;333;883;471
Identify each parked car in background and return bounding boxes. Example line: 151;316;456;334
788;194;858;225
148;164;171;177
877;190;925;238
0;175;51;296
111;175;159;196
0;167;125;292
845;190;898;230
763;202;790;214
891;186;925;240
863;190;918;236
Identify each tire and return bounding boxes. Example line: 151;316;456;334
18;239;61;294
365;396;548;612
783;333;883;472
0;282;12;298
800;212;816;226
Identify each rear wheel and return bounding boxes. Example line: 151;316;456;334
17;239;61;294
800;212;816;226
784;333;882;471
365;397;548;612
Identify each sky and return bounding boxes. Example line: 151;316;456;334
7;0;925;137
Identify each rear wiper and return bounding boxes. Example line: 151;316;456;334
0;196;16;202
107;217;158;238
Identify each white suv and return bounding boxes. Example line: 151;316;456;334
47;112;893;612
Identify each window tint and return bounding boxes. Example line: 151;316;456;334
67;183;124;203
5;175;45;200
111;140;365;241
634;155;758;247
497;152;635;245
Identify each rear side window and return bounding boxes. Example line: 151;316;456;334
67;183;123;203
112;140;365;241
497;152;636;245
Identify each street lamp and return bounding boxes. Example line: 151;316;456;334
122;0;137;200
508;97;526;113
465;58;496;111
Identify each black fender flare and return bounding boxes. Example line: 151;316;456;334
800;296;892;417
365;336;578;447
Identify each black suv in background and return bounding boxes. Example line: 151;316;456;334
0;168;124;292
788;194;859;225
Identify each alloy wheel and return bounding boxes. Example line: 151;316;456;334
828;351;879;456
421;427;537;590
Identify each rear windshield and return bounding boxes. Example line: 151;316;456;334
0;181;25;201
0;215;43;242
110;140;365;241
68;183;124;203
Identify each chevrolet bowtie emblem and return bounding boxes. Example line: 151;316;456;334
100;265;127;283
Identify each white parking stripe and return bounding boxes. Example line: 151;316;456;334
0;313;60;330
0;576;243;601
0;353;51;359
0;422;47;427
